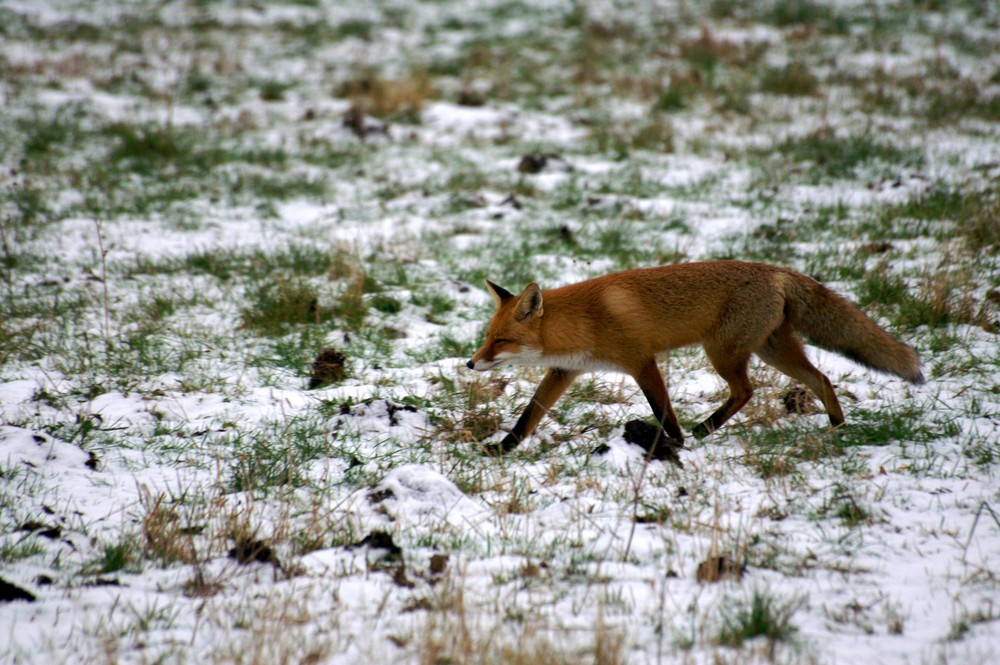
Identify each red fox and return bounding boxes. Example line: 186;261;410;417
466;261;923;455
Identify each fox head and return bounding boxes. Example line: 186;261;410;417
466;280;544;371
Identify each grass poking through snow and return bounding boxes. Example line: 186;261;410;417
1;1;999;664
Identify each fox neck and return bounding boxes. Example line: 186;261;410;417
521;292;621;372
541;351;623;373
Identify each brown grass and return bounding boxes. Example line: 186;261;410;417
680;27;767;69
139;487;200;565
340;68;434;122
416;570;626;665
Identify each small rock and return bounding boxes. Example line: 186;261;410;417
781;385;817;415
622;420;684;468
516;152;572;174
0;578;36;603
228;538;280;566
350;530;402;560
309;347;347;389
429;553;449;577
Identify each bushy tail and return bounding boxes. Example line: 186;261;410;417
781;271;925;384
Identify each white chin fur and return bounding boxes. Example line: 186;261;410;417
473;349;540;371
499;348;542;366
494;349;621;373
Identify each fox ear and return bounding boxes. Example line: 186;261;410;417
515;283;543;322
485;279;514;307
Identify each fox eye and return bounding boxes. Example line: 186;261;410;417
494;338;510;345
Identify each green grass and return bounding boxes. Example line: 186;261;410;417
226;415;331;493
588;113;676;157
863;187;1000;252
946;605;999;642
736;397;960;480
855;264;989;332
3;105;340;219
240;279;336;336
760;62;820;96
814;483;872;528
766;130;924;182
15;103;91;171
834;405;960;449
0;537;46;564
2;1;999;662
715;589;799;648
94;533;143;574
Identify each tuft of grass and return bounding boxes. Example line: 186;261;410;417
816;483;871;528
182;249;242;282
588;112;675;157
653;86;686;112
964;431;1000;469
14;103;90;171
95;533;143;574
768;0;848;32
140;489;199;566
437;400;504;447
853;267;911;311
716;589;799;648
680;27;764;75
240;278;331;336
4;181;53;238
258;78;293;102
629;115;676;153
739;413;849;479
226;415;330;493
0;537;46;564
866;187;1000;253
413;291;456;324
335;18;375;41
760;62;820;96
834;405;960;450
371;292;403;315
855;263;992;332
424;374;508;446
235;248;378;337
946;605;998;642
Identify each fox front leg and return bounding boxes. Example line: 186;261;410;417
632;359;685;442
623;359;686;463
483;368;580;456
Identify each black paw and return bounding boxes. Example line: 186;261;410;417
691;421;712;440
481;433;520;456
622;420;685;468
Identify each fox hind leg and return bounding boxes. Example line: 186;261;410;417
692;346;755;439
757;323;845;427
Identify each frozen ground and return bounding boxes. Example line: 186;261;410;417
1;1;999;663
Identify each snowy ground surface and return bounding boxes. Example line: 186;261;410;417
1;1;999;663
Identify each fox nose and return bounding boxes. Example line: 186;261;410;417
466;360;474;369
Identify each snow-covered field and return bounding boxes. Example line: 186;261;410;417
2;1;999;663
